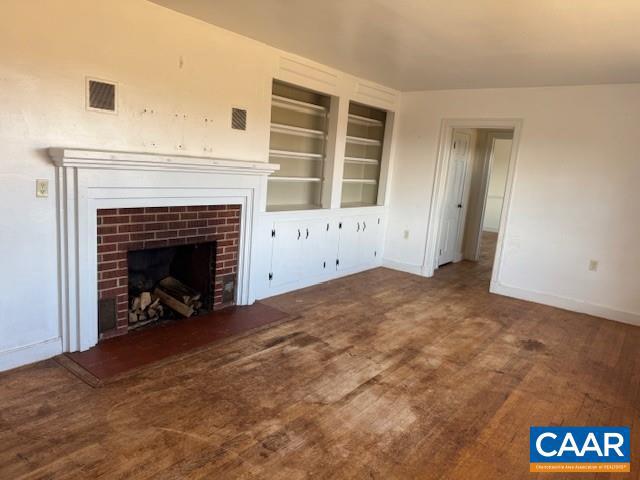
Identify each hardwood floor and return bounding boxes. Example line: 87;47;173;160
1;237;639;479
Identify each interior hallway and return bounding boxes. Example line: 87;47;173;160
1;234;639;479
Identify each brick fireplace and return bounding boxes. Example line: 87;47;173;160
51;147;279;353
97;205;241;337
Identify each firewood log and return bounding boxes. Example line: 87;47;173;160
154;288;194;317
140;292;152;310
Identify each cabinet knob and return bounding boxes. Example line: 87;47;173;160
363;221;367;231
297;229;301;240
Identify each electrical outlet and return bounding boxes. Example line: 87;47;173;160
403;230;410;239
36;179;48;198
588;260;599;272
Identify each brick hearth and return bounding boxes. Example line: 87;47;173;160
96;205;241;337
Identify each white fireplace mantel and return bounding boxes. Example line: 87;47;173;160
49;148;280;175
51;147;279;353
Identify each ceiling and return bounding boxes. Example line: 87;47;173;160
151;0;640;91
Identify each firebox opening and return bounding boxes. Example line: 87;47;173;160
127;241;216;329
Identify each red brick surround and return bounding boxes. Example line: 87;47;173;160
97;205;241;337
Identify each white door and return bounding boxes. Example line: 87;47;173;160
301;219;334;278
269;220;303;288
358;215;380;266
438;131;470;266
482;138;513;232
337;216;361;271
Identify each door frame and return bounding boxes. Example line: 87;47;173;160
469;130;514;261
421;118;523;292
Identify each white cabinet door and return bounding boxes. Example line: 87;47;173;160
337;216;362;271
338;214;382;271
268;213;382;293
358;215;380;266
269;220;303;288
301;218;334;278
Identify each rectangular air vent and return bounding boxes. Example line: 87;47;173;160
87;78;117;113
231;108;247;130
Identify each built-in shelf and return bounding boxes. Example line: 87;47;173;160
348;113;383;127
343;178;378;185
268;81;329;211
269;176;323;183
341;102;388;208
346;135;382;146
341;201;378;208
270;123;326;138
269;149;324;160
344;156;379;165
266;203;323;212
272;94;327;115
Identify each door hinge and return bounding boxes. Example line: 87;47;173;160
271;229;275;238
268;272;273;280
453;140;457;149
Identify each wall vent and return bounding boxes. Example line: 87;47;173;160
231;108;247;130
87;78;117;113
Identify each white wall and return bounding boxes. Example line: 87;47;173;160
385;84;640;324
0;0;398;370
483;138;512;232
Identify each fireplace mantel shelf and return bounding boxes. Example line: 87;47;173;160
49;148;280;175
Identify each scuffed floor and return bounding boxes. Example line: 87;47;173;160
1;234;638;479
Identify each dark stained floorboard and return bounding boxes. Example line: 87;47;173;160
0;232;638;479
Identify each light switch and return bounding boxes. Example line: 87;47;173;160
36;179;49;198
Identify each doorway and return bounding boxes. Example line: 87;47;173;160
423;119;522;290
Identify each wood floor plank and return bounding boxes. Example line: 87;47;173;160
0;233;638;479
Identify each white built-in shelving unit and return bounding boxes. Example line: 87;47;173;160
266;81;331;211
341;103;387;207
258;75;397;300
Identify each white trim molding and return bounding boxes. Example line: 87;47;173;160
491;282;640;327
49;148;279;175
50;148;279;353
0;337;62;373
382;259;423;275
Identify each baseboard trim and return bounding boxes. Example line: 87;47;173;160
0;337;63;372
382;258;424;276
491;282;640;327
